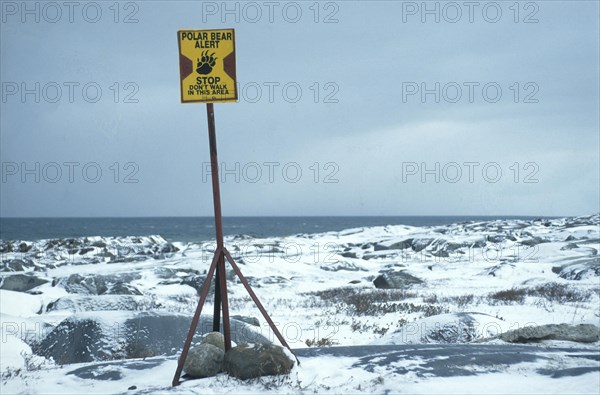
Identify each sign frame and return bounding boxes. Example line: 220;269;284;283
177;28;238;103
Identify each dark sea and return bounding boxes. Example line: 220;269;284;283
0;216;552;243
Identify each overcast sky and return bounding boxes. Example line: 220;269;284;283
1;0;598;217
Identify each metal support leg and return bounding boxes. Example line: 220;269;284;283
172;247;221;386
223;247;299;365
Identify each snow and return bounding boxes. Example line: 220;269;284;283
0;290;42;317
1;214;599;394
0;335;32;371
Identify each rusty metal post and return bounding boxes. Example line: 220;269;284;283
207;104;223;335
213;264;222;332
206;103;232;348
217;253;232;350
207;103;224;248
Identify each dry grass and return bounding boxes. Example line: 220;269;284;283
488;283;592;305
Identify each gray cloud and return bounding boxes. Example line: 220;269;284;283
1;1;598;216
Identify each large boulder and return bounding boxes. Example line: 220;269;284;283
58;273;141;295
373;271;423;289
1;259;32;272
1;260;24;272
231;315;260;327
32;312;271;364
155;268;206;293
18;242;32;252
0;274;48;292
411;238;434;252
552;257;600;280
373;313;510;345
183;343;224;378
519;236;549;247
58;274;103;294
0;241;14;253
223;343;294;380
389;239;414;250
45;295;150;313
202;332;225;350
499;324;600;343
104;282;143;295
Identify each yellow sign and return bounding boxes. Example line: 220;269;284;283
177;29;238;103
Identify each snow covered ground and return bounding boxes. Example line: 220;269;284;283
1;215;599;394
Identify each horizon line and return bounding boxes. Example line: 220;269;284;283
0;214;577;220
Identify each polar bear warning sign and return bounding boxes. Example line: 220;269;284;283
178;29;238;103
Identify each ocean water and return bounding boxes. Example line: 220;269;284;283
0;216;551;243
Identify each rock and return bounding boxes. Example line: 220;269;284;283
373;313;508;345
499;324;600;343
373;271;423;289
78;247;95;255
19;242;32;252
373;243;389;251
445;242;466;252
223;343;294;380
34;317;105;364
320;261;366;272
231;315;260;327
243;276;261;288
83;275;106;294
183;343;224;378
0;274;48;292
431;249;449;258
34;311;202;364
104;282;143;295
389;239;414;250
43;235;178;265
157;242;179;254
33;313;271;364
340;251;357;259
60;274;105;294
155;268;206;293
153;267;177;279
375;239;414;251
362;252;396;260
0;241;14;253
180;275;206;293
202;332;225;350
411;239;434;252
486;234;508;243
519;237;549;247
97;250;116;259
45;295;149;313
260;276;288;285
470;239;487;248
1;259;27;272
553;257;600;280
59;273;141;295
560;243;580;251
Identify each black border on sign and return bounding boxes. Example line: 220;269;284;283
177;28;238;104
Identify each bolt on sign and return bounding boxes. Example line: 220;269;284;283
177;29;238;103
